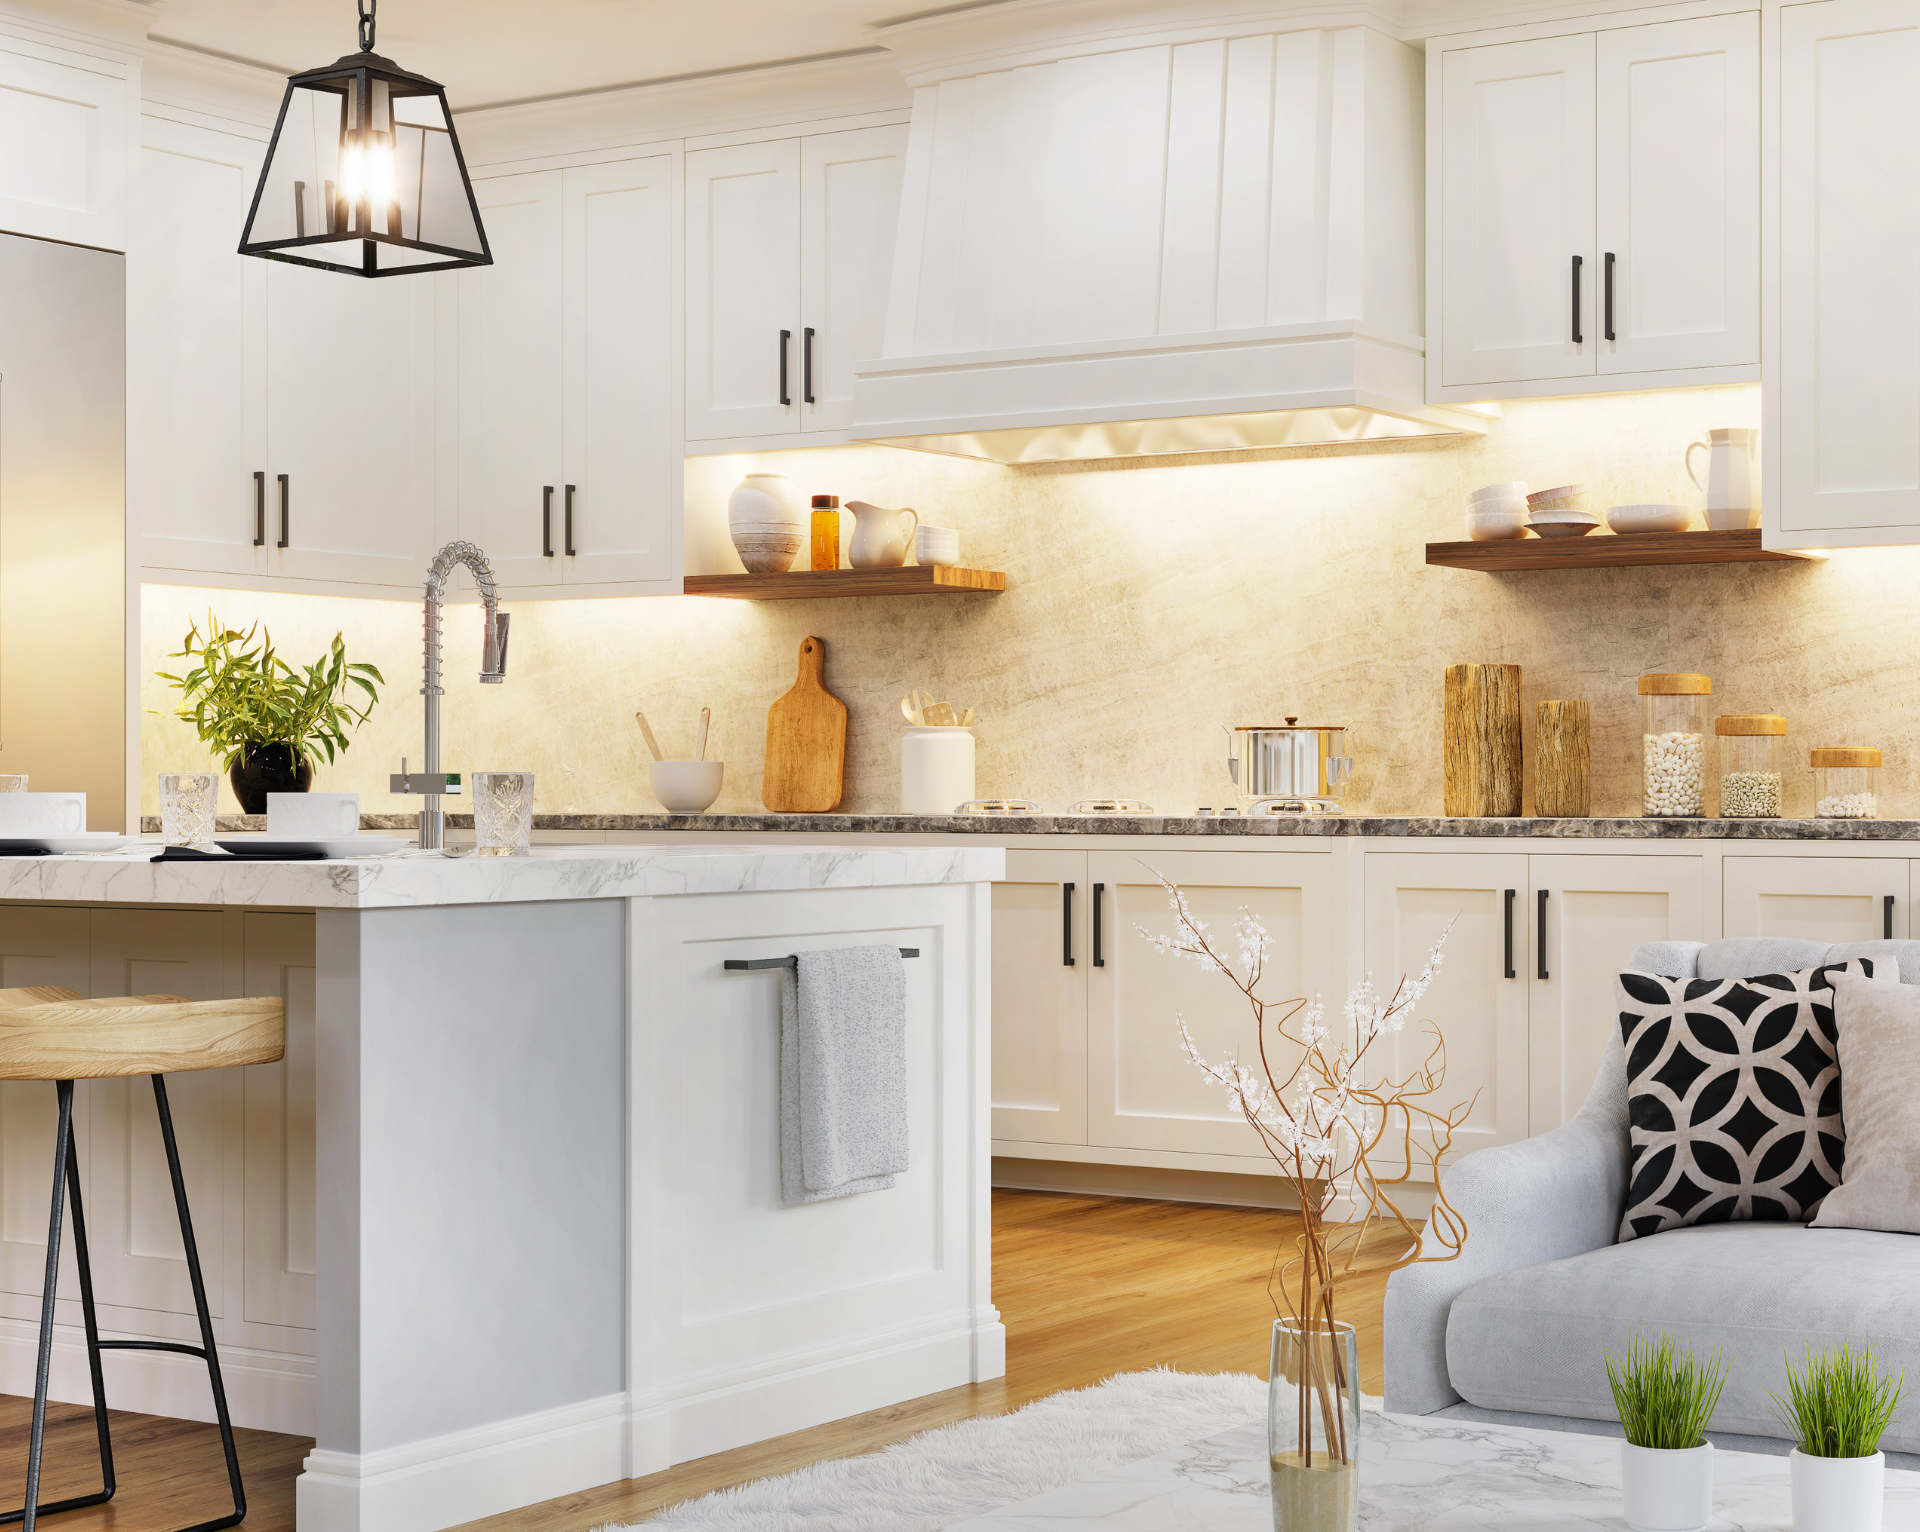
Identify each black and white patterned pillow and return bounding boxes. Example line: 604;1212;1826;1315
1616;959;1869;1242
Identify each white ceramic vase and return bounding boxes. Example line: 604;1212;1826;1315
728;473;806;574
901;727;975;815
1791;1449;1884;1532
1620;1441;1714;1532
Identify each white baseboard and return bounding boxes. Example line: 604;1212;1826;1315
0;1315;313;1435
296;1393;628;1532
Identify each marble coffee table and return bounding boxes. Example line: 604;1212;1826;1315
949;1407;1920;1529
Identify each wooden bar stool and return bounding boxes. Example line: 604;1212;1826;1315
0;986;285;1532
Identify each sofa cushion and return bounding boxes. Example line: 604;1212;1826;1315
1812;974;1920;1236
1446;1221;1920;1451
1616;961;1868;1240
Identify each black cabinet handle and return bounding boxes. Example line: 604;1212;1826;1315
542;486;554;557
1886;894;1896;940
778;329;792;407
1537;889;1550;980
253;471;266;547
276;474;289;548
802;326;816;405
1570;255;1583;344
1504;889;1516;979
564;484;576;557
1603;252;1616;341
1062;883;1076;967
1093;883;1106;967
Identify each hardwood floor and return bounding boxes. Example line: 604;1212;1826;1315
0;1190;1405;1532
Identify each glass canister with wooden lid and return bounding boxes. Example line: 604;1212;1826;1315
1813;747;1881;819
1640;673;1710;816
1716;713;1787;817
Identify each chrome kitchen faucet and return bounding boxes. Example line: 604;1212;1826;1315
391;542;510;852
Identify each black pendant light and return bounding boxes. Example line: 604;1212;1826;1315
239;0;491;277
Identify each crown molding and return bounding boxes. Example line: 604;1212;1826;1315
0;0;150;63
140;35;282;132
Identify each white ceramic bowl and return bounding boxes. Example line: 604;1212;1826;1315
1528;519;1600;539
1528;485;1590;513
914;525;961;568
1467;519;1529;542
1608;503;1693;534
1465;492;1529;514
650;760;724;814
1469;481;1529;504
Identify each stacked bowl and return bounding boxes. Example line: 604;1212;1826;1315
1465;481;1529;541
1527;485;1599;539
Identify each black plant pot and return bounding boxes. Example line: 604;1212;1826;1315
229;744;313;815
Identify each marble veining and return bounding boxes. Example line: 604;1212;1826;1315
950;1408;1920;1530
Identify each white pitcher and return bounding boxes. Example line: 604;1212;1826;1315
846;502;919;569
1685;428;1760;531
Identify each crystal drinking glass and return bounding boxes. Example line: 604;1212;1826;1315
473;772;534;857
0;777;26;793
159;773;217;850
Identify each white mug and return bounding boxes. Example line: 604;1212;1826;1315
268;792;359;838
0;793;84;836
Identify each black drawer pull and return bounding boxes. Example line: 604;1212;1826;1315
1504;888;1516;979
1886;894;1896;941
564;484;576;557
778;329;792;407
542;487;554;557
276;474;289;548
1537;888;1550;980
1062;883;1075;967
1571;255;1584;345
253;471;266;547
1092;883;1106;967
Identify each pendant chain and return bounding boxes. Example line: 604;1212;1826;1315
357;0;376;52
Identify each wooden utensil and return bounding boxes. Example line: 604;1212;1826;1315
900;694;923;725
634;710;664;763
924;701;957;727
763;637;847;812
959;707;974;727
695;707;711;762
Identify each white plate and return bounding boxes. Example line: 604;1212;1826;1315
1608;503;1693;534
226;835;409;858
0;833;136;855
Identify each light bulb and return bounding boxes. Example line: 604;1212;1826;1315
339;138;397;211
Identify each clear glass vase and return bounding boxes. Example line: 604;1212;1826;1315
1270;1317;1360;1532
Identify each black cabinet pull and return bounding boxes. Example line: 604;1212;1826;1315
1504;888;1516;979
1886;894;1896;940
802;326;816;404
1092;883;1106;967
253;471;266;547
1603;252;1616;341
1537;889;1550;980
276;474;289;548
778;328;792;407
564;484;576;557
1570;255;1583;344
542;486;554;557
1062;883;1076;967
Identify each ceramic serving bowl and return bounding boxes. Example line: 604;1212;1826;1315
1467;517;1529;542
1608;503;1693;534
1528;519;1600;539
1528;484;1590;513
650;760;724;814
1469;481;1529;504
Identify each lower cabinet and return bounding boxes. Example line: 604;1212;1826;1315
1722;855;1909;944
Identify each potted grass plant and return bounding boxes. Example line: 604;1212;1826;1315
1773;1338;1904;1532
1606;1330;1732;1532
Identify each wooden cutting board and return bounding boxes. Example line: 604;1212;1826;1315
763;636;847;812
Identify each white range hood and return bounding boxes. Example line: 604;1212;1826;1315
855;2;1491;463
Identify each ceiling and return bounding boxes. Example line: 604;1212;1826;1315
143;0;939;110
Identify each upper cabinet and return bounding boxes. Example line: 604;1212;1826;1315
1429;12;1759;402
685;125;907;450
0;38;132;252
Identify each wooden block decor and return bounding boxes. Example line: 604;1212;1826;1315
1534;700;1591;818
1443;663;1522;817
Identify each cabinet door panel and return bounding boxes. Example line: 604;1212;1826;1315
799;126;908;434
1723;856;1907;944
562;157;677;588
1531;854;1705;1133
0;48;128;251
242;913;315;1330
990;851;1087;1145
1088;851;1343;1159
1365;853;1529;1162
1779;0;1920;535
456;171;564;586
1596;14;1758;374
132;119;267;579
685;139;801;441
1440;34;1596;387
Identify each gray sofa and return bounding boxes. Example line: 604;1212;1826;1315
1384;936;1920;1465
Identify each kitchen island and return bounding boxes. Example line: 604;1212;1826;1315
0;843;1003;1532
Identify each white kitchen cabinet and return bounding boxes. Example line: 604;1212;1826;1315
0;39;131;252
685;126;906;447
1431;13;1758;400
1771;0;1920;547
242;913;316;1331
1528;854;1705;1134
990;851;1088;1145
1722;855;1908;944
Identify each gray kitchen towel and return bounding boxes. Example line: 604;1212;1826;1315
779;945;909;1204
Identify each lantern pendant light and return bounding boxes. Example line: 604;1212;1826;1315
238;0;491;277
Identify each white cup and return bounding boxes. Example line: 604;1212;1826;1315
914;525;961;568
267;793;360;839
0;794;84;836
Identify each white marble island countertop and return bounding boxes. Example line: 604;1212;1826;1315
0;841;1005;909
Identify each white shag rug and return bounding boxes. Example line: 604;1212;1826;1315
632;1368;1267;1531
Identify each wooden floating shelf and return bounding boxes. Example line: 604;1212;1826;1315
1426;529;1823;572
683;566;1007;600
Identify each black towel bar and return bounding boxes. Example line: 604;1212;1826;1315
724;948;920;971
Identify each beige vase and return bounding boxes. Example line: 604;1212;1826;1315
728;473;806;574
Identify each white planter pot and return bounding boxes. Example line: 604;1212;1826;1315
1791;1448;1884;1532
901;727;975;815
727;473;806;574
1621;1441;1714;1532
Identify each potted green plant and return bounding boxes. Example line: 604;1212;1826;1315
1606;1329;1732;1532
1773;1337;1903;1532
157;616;383;814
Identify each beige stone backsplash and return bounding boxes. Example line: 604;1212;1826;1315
144;381;1920;822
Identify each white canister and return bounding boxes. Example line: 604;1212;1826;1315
1620;1441;1714;1532
901;727;975;815
727;473;807;574
1791;1450;1884;1532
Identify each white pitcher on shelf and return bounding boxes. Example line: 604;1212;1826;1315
1686;428;1760;531
846;502;920;569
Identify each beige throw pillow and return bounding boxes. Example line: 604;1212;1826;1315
1811;974;1920;1234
